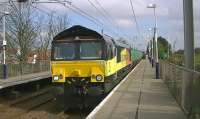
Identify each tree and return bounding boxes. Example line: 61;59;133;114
36;13;70;60
157;36;171;59
6;1;39;63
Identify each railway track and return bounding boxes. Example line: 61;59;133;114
9;87;54;106
0;86;58;119
10;90;54;112
0;85;92;119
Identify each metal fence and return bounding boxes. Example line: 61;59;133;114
160;61;200;119
0;61;50;79
196;63;200;72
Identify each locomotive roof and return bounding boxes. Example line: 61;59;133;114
53;25;130;48
53;25;102;40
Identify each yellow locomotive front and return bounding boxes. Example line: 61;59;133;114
51;40;105;85
51;25;132;108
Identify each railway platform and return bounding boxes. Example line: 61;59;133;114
0;71;51;89
86;60;187;119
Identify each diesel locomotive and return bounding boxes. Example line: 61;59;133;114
51;25;143;108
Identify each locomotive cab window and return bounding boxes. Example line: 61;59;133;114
53;43;75;60
113;46;116;57
107;44;112;60
117;47;122;62
80;42;102;59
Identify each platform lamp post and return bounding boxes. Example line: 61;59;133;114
148;28;154;67
147;3;159;79
146;33;151;62
147;40;150;60
2;11;10;79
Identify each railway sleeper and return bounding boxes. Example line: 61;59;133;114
0;87;21;100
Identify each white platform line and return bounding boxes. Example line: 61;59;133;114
86;61;142;119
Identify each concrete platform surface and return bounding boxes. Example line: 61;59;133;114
0;71;51;89
86;60;187;119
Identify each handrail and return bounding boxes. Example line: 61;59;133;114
159;61;200;119
0;61;50;79
161;60;200;74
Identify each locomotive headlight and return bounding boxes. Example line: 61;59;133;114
53;74;63;81
53;76;59;81
96;75;103;81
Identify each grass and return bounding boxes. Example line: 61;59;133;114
195;54;200;71
169;52;200;72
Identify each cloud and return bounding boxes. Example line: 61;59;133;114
38;0;169;26
34;0;199;49
116;19;134;28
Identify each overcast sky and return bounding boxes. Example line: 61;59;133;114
1;0;199;51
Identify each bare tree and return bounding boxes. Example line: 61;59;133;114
36;12;70;60
54;13;70;34
6;1;39;63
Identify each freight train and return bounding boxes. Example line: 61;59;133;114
51;25;143;108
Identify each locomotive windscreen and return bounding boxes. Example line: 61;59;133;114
53;43;75;60
80;42;102;59
52;41;103;60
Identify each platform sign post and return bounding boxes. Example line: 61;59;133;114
2;11;8;79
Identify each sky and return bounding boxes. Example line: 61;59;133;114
1;0;200;51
